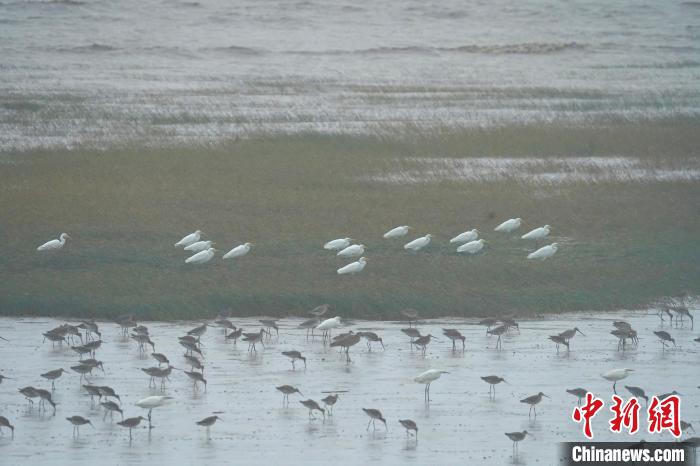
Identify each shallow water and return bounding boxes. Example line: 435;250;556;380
0;310;698;465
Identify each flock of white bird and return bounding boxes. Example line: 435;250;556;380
35;218;559;275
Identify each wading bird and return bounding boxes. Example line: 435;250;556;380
299;399;325;420
505;431;528;457
41;368;67;389
100;401;123;420
337;257;368;275
135;395;172;429
321;394;339;415
358;331;385;351
457;239;485;254
363;408;387;431
196;415;221;438
117;416;146;440
527;243;558;260
488;324;508;349
317;316;342;340
282;350;307;370
450;229;478;244
276;385;303;405
415;369;449;402
184;240;214;252
399;419;418;439
653;330;676;350
37;233;70;251
566;388;588;407
404;234;432;251
549;335;569;353
324;238;352;250
602;368;634;394
66;416;92;437
0;416;14;437
223;242;253;259
625;385;649;407
521;225;550;240
383;226;410;239
184;371;207;391
175;230;202;247
330;332;361;363
185;247;216;264
443;329;466;350
481;375;507;398
413;334;438;356
494;218;522;233
521;392;549;418
337;244;365;258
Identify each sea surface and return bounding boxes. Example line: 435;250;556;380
1;0;700;151
0;310;698;465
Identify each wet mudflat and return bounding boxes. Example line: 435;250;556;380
0;309;697;465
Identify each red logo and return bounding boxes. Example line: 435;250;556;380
647;395;681;438
572;393;604;439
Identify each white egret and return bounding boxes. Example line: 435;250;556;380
135;395;172;428
521;225;550;240
175;230;202;247
324;238;352;250
404;234;432;251
457;239;485;254
414;369;449;401
450;229;478;244
383;226;410;239
316;316;342;340
37;233;70;251
185;248;216;264
337;257;367;275
184;240;214;252
223;242;253;259
602;368;634;394
337;244;365;258
494;218;522;233
527;243;558;260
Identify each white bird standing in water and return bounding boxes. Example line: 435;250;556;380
135;395;172;428
457;239;485;254
521;225;550;240
185;248;216;264
602;368;634;394
184;240;214;252
414;369;449;401
337;244;365;258
324;238;352;250
175;230;202;247
37;233;70;251
223;243;253;259
450;229;478;244
337;257;367;275
527;243;558;260
494;218;522;233
383;226;411;239
404;234;432;251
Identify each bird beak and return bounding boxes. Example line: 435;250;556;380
543;394;551;398
578;329;586;336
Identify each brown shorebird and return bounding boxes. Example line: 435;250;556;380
481;375;507;398
152;353;169;366
117;416;146;440
442;329;465;351
180;339;203;357
505;431;528;456
520;392;549;418
214;317;236;332
100;401;124;420
184;355;204;373
0;416;14;437
178;335;200;346
401;328;421;349
41;368;67;389
282;350;307;370
36;388;56;413
184;371;207;391
559;327;585;347
225;327;243;345
412;334;437;356
611;329;634;351
19;386;40;405
659;390;681;400
330;332;361;363
479;317;499;334
299;318;319;339
653;331;676;350
187;323;209;338
358;331;385;351
83;384;102;403
487;325;508;349
83;339;102;354
0;374;12;384
672;306;694;328
71;345;92;359
549;335;569;353
401;308;419;327
300;399;325;420
309;303;330;317
66;416;92;436
131;334;155;352
321;394;339;415
243;329;267;352
362;408;387;431
81;359;105;374
98;386;120;403
276;385;303;405
117;316;137;336
625;385;649;407
43;330;66;346
681;421;695;434
260;319;279;337
78;321;101;340
196;415;221;438
566;388;588;406
398;419;418;439
71;364;94;382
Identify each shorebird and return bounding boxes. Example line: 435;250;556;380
184;355;204;373
80;359;105;373
184;371;207;391
337;243;366;258
330;332;362;363
659;390;681;400
281;350;307;370
404;234;432;251
362;408;387;431
196;415;221;438
625;385;649;407
487;325;508;349
260;319;279;337
442;329;466;351
0;374;12;384
37;233;70;251
611;329;634;351
100;401;123;420
401;328;421;349
175;230;202;247
317;316;342;340
324;238;352;250
481;375;507;398
681;421;695;434
36;388;57;413
43;331;66;346
0;416;14;437
399;419;418;439
135;395;172;428
83;339;102;354
321;394;339;415
450;229;478;244
298;318;319;339
19;386;40;405
674;307;694;328
243;329;267;352
71;345;92;359
413;334;438;356
178;335;200;346
66;416;92;436
415;369;449;402
383;225;410;239
225;328;243;344
83;384;102;403
187;323;209;338
276;385;303;405
520;392;549;418
152;353;169;366
98;386;120;403
495;218;522;233
179;340;203;357
214;318;236;333
479;317;499;334
401;308;419;327
566;388;588;407
549;335;570;353
602;368;634;394
299;399;325;420
653;331;676;350
131;334;155;352
78;321;101;340
505;431;528;456
559;327;585;346
41;368;67;389
358;331;385;351
309;304;330;317
117;416;146;440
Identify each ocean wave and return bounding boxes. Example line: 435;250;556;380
288;42;584;56
64;43;119;53
206;45;265;56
